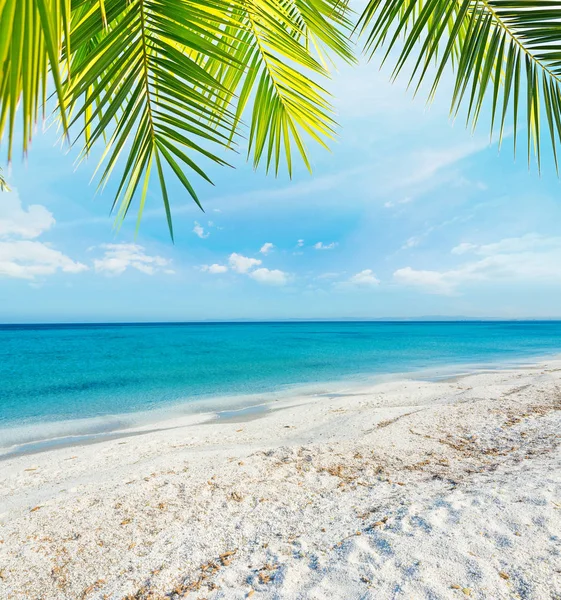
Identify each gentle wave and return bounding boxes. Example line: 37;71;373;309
1;351;556;457
2;321;561;455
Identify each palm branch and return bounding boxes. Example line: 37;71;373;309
0;0;353;235
358;0;561;172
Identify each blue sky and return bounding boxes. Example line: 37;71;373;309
2;58;561;322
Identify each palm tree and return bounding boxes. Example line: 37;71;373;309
1;1;560;235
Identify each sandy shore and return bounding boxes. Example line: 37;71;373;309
1;362;560;599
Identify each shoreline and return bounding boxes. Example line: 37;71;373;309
2;351;560;459
0;359;560;598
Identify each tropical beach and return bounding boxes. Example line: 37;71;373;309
1;354;560;599
4;0;561;598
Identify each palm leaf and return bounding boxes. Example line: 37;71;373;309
0;0;71;161
204;0;355;176
0;0;354;234
358;0;561;172
65;0;242;236
0;167;9;191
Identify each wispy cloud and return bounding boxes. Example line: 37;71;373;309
383;139;492;198
401;236;421;250
139;167;368;218
384;196;413;209
260;242;274;255
94;243;172;276
314;241;338;250
394;233;561;295
397;215;474;253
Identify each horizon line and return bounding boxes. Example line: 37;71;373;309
2;317;561;327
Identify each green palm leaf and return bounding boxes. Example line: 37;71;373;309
221;0;356;176
358;0;561;172
0;0;71;161
0;0;353;235
66;0;241;237
0;168;9;191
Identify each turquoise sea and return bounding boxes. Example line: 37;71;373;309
1;321;561;453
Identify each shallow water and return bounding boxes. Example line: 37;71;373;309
1;321;561;449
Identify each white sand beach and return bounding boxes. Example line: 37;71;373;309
1;361;560;599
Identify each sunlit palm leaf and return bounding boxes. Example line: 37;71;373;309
66;0;241;237
358;0;561;172
0;0;70;161
0;0;353;235
205;0;355;175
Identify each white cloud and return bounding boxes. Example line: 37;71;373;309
200;263;228;274
249;268;288;286
260;242;274;255
453;234;560;256
0;191;55;239
334;269;380;291
0;192;87;280
0;241;88;279
229;253;262;273
193;221;210;239
297;239;304;247
394;267;455;295
94;243;171;276
205;252;289;286
384;196;413;209
314;242;338;250
348;269;380;286
394;234;561;295
451;242;478;255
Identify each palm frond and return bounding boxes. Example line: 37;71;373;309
225;0;356;176
66;0;241;237
0;0;71;161
0;0;354;234
358;0;561;172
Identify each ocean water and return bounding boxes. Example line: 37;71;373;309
1;321;561;452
